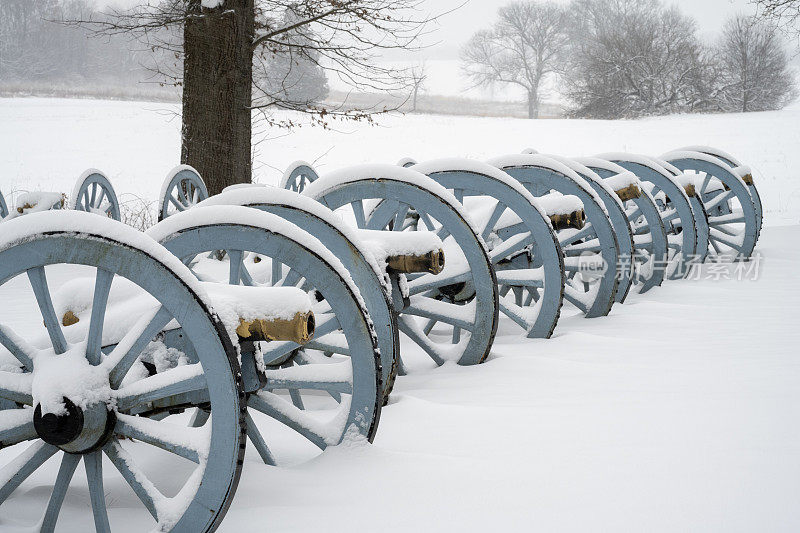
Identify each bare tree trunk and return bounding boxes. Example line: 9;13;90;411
527;90;539;119
182;0;254;195
412;86;419;112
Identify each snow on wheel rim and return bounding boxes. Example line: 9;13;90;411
69;169;121;221
159;165;209;222
411;158;565;339
279;161;320;193
304;164;500;366
148;206;383;462
0;211;245;533
576;157;668;294
661;150;760;261
197;187;400;403
488;154;619;319
597;153;699;280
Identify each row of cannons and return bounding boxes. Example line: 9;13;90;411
0;146;761;531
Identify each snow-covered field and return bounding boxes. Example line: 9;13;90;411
1;97;799;532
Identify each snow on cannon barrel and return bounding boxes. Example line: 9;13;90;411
356;229;445;275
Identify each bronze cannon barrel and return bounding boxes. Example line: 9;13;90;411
386;249;445;275
236;311;315;344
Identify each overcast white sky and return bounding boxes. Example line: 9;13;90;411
425;0;757;58
102;0;759;59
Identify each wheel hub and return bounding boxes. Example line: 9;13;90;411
34;398;116;454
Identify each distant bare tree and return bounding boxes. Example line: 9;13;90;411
715;14;796;112
751;0;800;39
564;0;709;118
461;1;568;119
409;61;427;112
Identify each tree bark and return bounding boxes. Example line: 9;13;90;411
527;90;539;119
182;0;254;195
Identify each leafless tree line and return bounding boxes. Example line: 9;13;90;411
0;0;156;90
463;0;797;119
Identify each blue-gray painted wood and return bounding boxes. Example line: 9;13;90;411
603;157;699;280
206;192;399;402
497;162;619;318
415;164;565;338
663;155;759;261
280;162;320;193
155;219;383;450
567;163;635;304
0;217;245;532
307;173;500;363
0;189;7;220
71;172;121;221
586;165;668;294
159;167;209;221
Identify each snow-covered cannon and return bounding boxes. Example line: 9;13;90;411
488;154;621;319
278;163;501;368
660;147;761;260
576;158;669;294
0;209;383;531
597;153;700;280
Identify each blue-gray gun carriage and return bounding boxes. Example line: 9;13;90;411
69;170;121;221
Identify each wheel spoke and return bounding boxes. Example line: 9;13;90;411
248;392;329;449
40;452;81;533
393;203;410;231
27;267;67;355
304;334;350;356
558;225;594;248
105;440;163;520
350;200;367;228
704;189;734;212
0;325;34;370
0;409;36;446
495;268;544;287
0;442;58;505
107;306;173;388
498;300;533;331
406;269;471;296
115;413;205;463
87;268;114;365
398;315;445;365
116;364;207;412
227;249;244;285
246;413;276;465
480;200;507;241
490;232;534;263
84;450;111;532
404;296;475;331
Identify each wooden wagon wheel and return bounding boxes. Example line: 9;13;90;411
149;206;382;465
577;157;668;294
69;170;121;221
0;211;245;532
279;161;320;193
304;165;500;366
662;150;760;261
599;154;699;280
412;159;565;338
198;186;399;404
490;154;619;318
158;166;209;222
550;156;636;304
